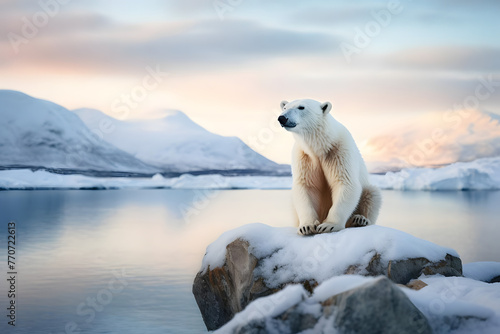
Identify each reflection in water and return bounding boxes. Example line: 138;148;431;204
0;189;498;333
377;190;500;263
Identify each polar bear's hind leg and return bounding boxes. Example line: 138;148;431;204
347;214;370;227
346;185;382;228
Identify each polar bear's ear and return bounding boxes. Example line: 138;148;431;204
321;102;332;115
280;100;288;110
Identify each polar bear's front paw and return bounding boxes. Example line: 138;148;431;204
298;220;320;236
298;225;315;235
316;223;344;233
346;214;371;228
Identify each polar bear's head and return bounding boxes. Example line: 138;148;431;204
278;99;332;134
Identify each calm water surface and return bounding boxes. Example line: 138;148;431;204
0;189;499;333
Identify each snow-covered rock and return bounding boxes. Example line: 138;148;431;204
216;276;432;334
404;275;500;334
370;157;500;190
0;90;157;174
216;273;500;334
74;108;289;175
192;223;462;330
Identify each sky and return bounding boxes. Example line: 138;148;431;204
1;0;499;164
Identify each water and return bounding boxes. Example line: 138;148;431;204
0;189;499;334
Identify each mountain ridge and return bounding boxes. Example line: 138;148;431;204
0;90;159;175
73;107;290;175
0;90;290;176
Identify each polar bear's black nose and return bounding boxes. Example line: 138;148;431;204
278;116;288;125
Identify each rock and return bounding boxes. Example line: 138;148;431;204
463;261;500;283
193;223;462;330
218;276;432;334
406;279;428;291
330;277;432;334
192;239;261;330
369;253;462;284
490;275;500;283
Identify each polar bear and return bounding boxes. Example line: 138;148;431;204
278;99;381;235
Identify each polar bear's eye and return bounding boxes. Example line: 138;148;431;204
297;106;305;110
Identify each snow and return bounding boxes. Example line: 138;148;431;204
201;224;499;332
463;262;500;282
0;90;156;173
370;157;500;190
200;223;458;287
2;156;499;190
170;174;291;189
214;284;308;334
363;109;500;173
0;90;289;175
2;90;499;189
0;169;292;190
310;275;375;303
217;274;500;334
74;108;288;174
403;275;500;334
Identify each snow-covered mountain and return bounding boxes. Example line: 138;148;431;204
74;108;289;175
0;90;158;174
362;109;500;173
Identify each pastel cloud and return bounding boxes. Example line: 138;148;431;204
1;13;341;75
0;0;499;165
362;110;500;172
383;46;500;72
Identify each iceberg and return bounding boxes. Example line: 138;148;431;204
371;157;500;190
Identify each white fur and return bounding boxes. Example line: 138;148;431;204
279;99;381;235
